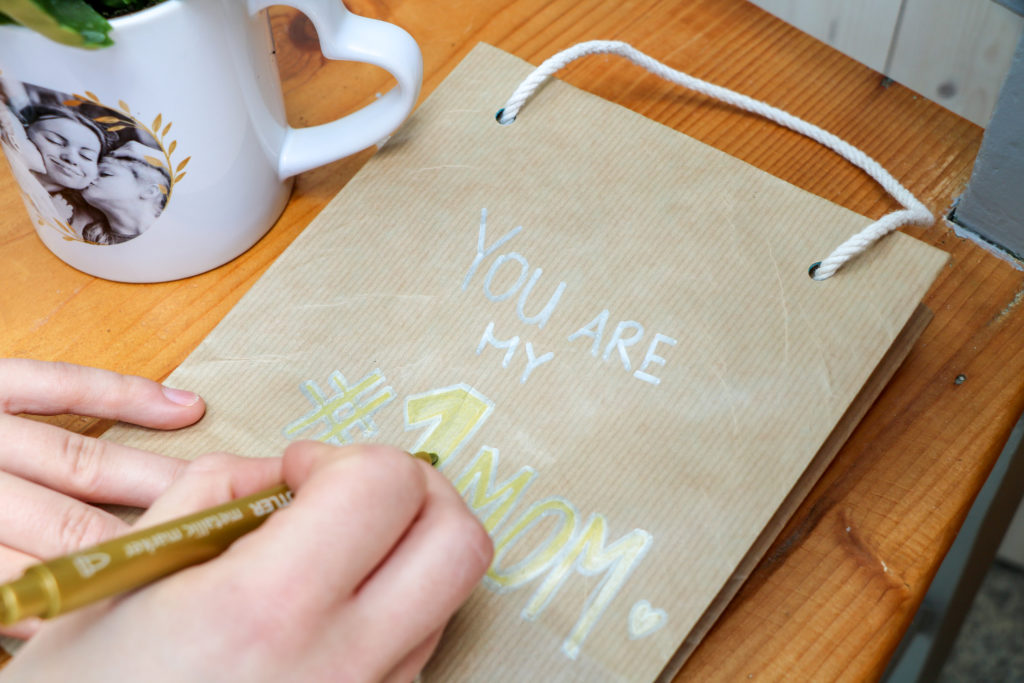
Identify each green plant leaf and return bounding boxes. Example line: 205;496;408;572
0;0;113;48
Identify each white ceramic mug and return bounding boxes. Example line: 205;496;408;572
0;0;421;282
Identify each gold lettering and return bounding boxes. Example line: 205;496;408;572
487;498;577;590
405;384;493;467
456;446;536;534
522;513;653;659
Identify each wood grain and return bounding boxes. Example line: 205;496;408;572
0;1;1015;679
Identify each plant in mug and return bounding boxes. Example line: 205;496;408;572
0;0;187;248
0;0;166;47
0;0;422;280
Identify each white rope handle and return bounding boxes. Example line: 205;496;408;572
497;41;933;280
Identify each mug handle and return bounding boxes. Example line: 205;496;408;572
247;0;423;179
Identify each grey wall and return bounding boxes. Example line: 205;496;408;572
953;33;1024;258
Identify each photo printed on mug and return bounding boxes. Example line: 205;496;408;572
0;76;188;246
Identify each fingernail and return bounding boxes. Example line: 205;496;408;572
162;385;200;407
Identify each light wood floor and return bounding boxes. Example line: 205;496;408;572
749;0;1024;127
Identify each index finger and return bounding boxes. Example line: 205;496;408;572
0;359;205;429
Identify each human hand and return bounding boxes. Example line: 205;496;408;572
0;103;45;174
3;441;493;683
0;358;206;639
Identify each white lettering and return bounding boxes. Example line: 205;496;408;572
521;342;554;383
516;268;566;329
477;321;520;367
567;309;609;357
249;491;293;517
183;509;246;538
603;320;644;371
463;208;522;290
72;552;111;578
484;253;529;302
123;528;184;558
633;333;678;385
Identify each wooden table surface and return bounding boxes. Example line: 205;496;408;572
1;0;1018;679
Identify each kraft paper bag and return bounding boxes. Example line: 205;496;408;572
103;43;947;681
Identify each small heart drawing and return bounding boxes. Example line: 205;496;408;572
628;600;667;639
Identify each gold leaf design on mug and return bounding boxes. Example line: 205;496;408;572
147;113;187;202
32;93;190;245
77;96;189;204
51;218;88;244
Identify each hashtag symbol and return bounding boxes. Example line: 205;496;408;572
283;369;395;444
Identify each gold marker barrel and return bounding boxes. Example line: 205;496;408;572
0;451;437;625
0;483;292;625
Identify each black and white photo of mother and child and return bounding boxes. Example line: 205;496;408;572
0;77;171;245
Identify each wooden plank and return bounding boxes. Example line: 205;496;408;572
888;0;1024;126
0;1;1016;679
747;0;901;72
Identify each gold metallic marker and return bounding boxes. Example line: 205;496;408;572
0;451;438;626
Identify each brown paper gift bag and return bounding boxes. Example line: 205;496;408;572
105;43;947;681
